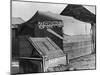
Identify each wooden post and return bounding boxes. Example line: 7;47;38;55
91;23;96;54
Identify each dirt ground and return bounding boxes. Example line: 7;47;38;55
47;53;96;72
68;53;96;70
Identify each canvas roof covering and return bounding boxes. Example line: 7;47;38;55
26;11;62;23
20;11;63;29
23;10;91;26
18;11;63;32
25;10;85;24
18;11;64;34
28;37;65;59
18;11;91;35
19;10;90;30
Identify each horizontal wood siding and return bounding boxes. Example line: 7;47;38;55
63;40;92;59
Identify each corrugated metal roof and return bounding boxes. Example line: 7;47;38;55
29;37;65;59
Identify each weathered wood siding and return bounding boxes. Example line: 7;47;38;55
19;59;42;73
63;35;93;59
44;56;66;72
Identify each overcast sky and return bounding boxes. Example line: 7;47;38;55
12;1;67;21
12;1;95;35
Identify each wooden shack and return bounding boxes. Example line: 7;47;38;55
12;17;24;57
12;11;68;74
11;17;24;74
18;11;64;50
19;37;67;73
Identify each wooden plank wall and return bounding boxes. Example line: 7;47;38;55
63;35;92;59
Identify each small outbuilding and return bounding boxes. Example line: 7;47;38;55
18;11;64;50
19;37;67;73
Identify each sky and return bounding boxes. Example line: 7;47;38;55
12;1;95;35
12;1;67;21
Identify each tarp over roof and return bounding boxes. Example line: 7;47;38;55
29;37;65;59
25;11;63;25
18;11;91;35
20;10;89;28
60;4;96;23
25;10;91;25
